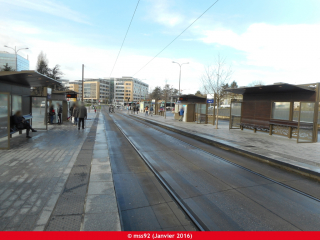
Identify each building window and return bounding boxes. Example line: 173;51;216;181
272;102;290;120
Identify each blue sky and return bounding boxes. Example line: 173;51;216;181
1;0;320;93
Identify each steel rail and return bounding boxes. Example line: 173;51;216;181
107;112;206;231
124;113;320;204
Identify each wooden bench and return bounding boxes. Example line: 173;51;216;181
10;114;33;137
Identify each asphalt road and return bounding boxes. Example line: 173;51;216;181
105;109;320;231
102;109;198;231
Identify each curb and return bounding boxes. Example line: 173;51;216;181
128;114;320;181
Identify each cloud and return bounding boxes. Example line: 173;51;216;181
201;23;320;70
0;0;90;24
199;23;320;85
0;20;203;94
146;0;184;27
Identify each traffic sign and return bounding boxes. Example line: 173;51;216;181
207;99;214;103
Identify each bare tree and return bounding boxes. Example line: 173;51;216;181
48;64;63;80
201;55;233;129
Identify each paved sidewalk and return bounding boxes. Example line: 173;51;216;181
124;110;320;175
0;110;120;231
82;113;120;231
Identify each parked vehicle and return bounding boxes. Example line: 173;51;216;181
40;101;46;108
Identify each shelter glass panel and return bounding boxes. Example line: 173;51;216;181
272;102;290;120
11;95;22;116
52;101;63;124
32;97;47;130
230;101;242;129
297;102;315;143
196;104;206;124
292;102;300;121
0;93;9;149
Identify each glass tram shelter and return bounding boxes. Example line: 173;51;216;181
225;83;320;143
174;95;207;122
0;71;65;149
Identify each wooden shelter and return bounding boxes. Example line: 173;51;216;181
225;83;320;143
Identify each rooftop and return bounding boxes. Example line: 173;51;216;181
0;70;62;87
224;83;317;95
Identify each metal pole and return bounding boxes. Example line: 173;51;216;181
82;64;84;102
179;64;181;96
15;46;17;71
216;74;219;129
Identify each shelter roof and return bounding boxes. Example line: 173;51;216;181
224;83;317;95
172;94;206;99
0;71;62;87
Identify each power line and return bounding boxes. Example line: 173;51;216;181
133;0;220;77
109;0;140;77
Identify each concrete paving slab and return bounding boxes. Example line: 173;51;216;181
85;194;118;214
89;172;113;182
87;181;115;195
82;212;121;231
0;111;97;231
91;164;111;173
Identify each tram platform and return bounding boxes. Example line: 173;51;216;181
0;111;120;231
127;111;320;179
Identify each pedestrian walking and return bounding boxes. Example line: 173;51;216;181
150;105;153;117
137;105;139;114
49;104;55;124
77;103;87;130
57;103;62;124
73;104;79;126
145;106;149;116
70;104;74;120
179;107;184;121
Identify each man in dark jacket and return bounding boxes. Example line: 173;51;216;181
13;111;37;138
77;103;87;130
49;104;55;124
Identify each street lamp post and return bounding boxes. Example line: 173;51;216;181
172;61;189;96
4;45;29;71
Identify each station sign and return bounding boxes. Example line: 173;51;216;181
207;99;214;103
66;93;77;98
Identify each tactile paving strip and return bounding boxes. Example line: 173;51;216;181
46;215;82;231
44;114;99;231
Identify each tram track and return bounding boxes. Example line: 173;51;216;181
102;109;199;231
109;113;206;231
121;113;320;205
108;111;320;231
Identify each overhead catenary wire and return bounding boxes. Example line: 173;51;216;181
132;0;220;77
109;0;140;77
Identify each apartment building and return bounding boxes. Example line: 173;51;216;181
114;76;148;106
72;78;110;103
69;81;80;93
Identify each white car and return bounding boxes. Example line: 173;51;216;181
40;101;46;108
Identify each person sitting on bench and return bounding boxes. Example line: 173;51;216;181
13;111;37;138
